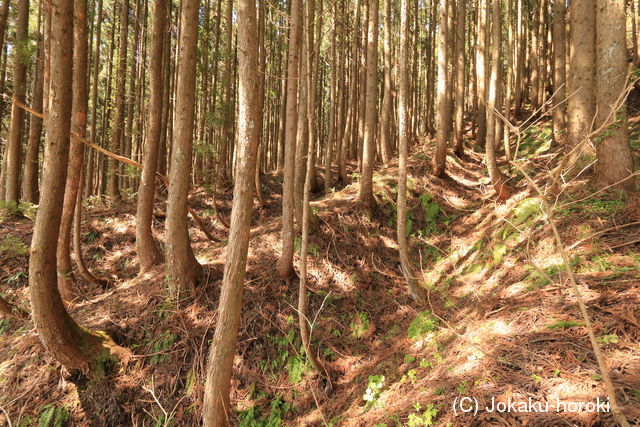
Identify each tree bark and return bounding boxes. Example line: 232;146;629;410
398;0;426;303
433;0;450;176
379;0;393;164
3;0;29;202
136;0;168;273
567;0;595;148
593;0;636;191
358;0;378;213
552;0;567;143
57;0;92;301
166;0;202;291
107;0;129;202
202;0;261;421
22;13;44;204
453;0;466;156
485;0;511;200
475;0;488;148
29;0;112;374
277;0;302;281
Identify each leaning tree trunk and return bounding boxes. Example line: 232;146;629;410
3;0;29;203
593;0;635;192
29;0;114;375
358;0;378;213
136;0;168;273
166;0;202;292
202;0;261;421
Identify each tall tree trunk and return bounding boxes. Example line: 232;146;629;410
84;0;103;198
398;0;426;303
22;13;44;204
485;0;511;200
475;0;488;147
166;0;202;291
3;0;29;202
294;31;309;227
57;0;92;301
552;0;567;143
358;0;378;213
202;0;261;421
567;0;595;148
433;0;450;176
276;0;302;281
107;0;129;202
379;0;393;164
29;0;113;374
136;0;168;273
453;0;466;156
324;3;336;194
594;0;636;191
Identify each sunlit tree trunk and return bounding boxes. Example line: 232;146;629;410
277;0;302;281
203;0;261;421
107;0;129;202
593;0;635;191
359;0;378;213
166;0;202;291
136;0;168;273
30;0;113;374
453;0;466;156
552;0;567;143
433;0;450;176
379;0;393;163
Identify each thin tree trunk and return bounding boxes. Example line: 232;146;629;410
485;0;511;200
136;0;168;273
433;0;450;176
107;0;129;202
57;0;92;301
475;0;488;147
166;0;202;291
22;13;44;203
277;0;302;281
552;0;567;143
3;0;30;202
202;0;261;420
359;0;378;213
398;0;426;304
453;0;466;156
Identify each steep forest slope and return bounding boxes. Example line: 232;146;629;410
1;114;640;426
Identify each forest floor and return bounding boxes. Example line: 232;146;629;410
1;115;640;426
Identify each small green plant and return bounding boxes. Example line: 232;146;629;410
407;403;438;426
37;404;69;427
238;393;291;426
350;311;370;339
596;334;619;345
531;374;542;383
6;270;27;285
0;318;10;336
363;375;385;408
85;231;99;243
0;236;29;258
547;320;585;329
456;381;467;394
293;236;320;256
407;311;439;340
148;330;177;364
